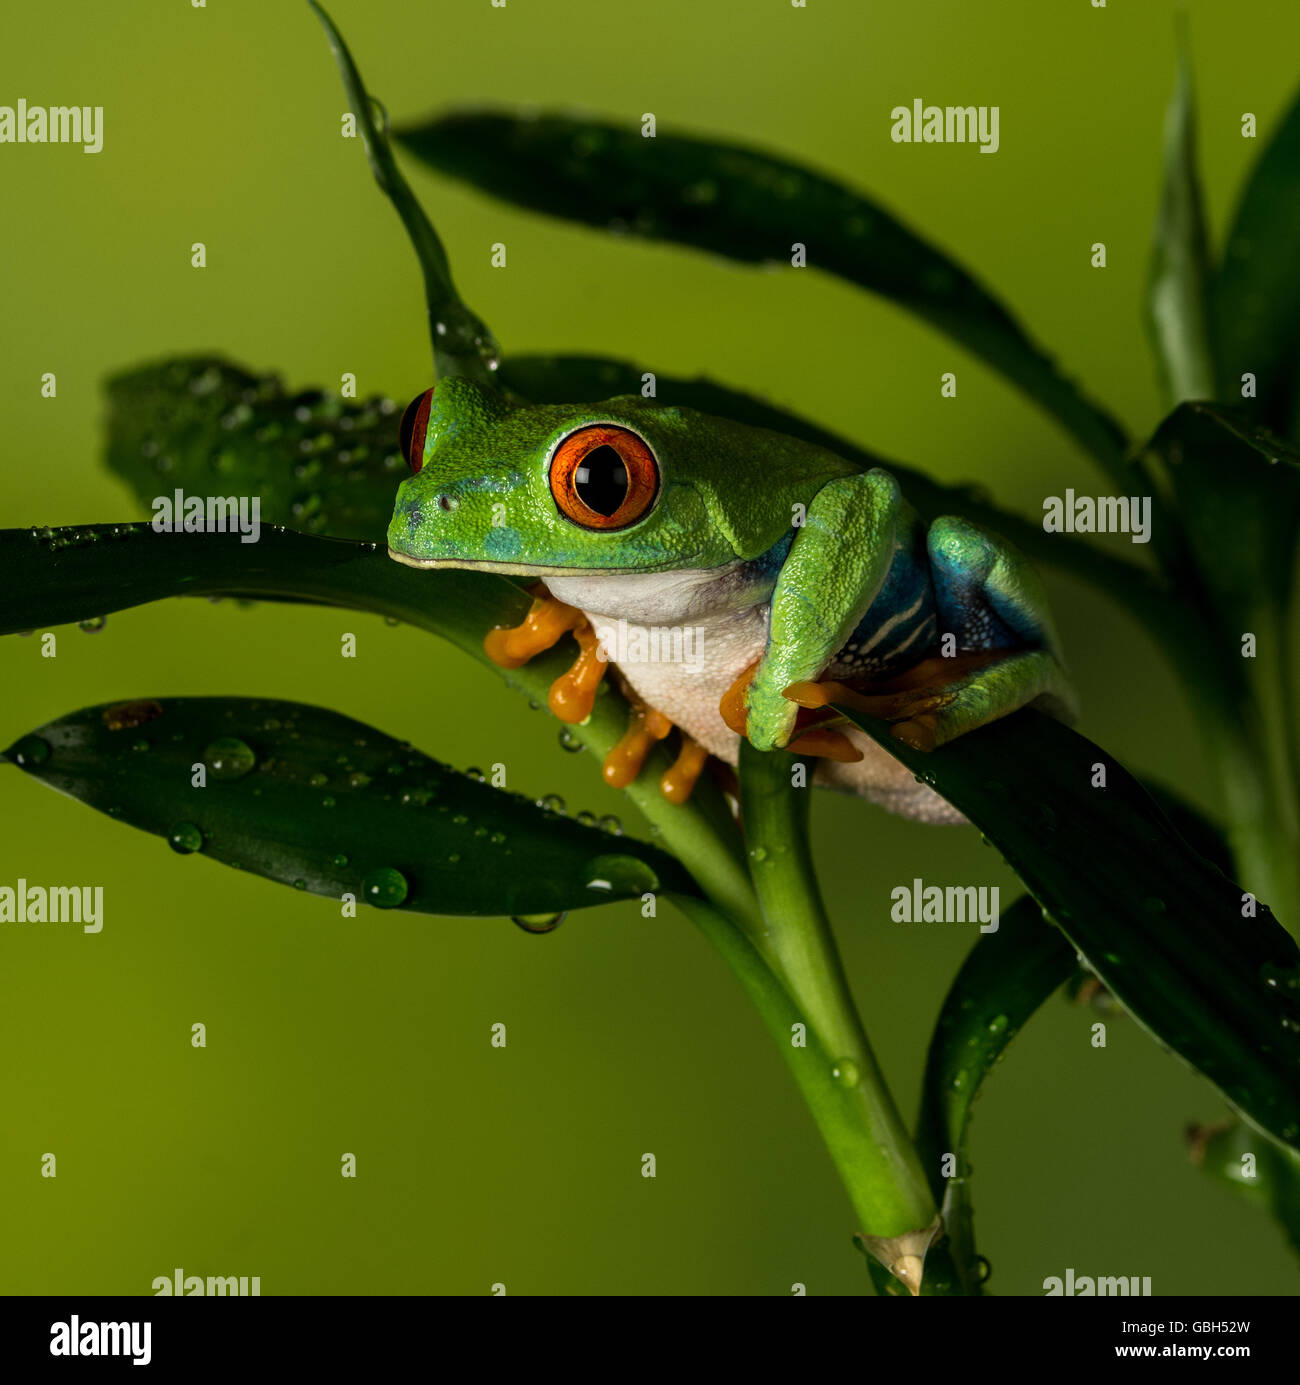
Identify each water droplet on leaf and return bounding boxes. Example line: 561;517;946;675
361;867;409;909
204;737;256;780
168;822;203;854
512;911;565;934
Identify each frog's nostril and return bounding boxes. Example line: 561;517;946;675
437;494;459;512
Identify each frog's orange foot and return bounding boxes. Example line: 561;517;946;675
784;674;965;754
484;585;609;725
719;663;863;763
603;694;673;790
601;684;709;804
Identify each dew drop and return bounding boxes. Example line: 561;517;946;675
203;736;256;780
831;1059;861;1088
168;821;203;855
361;867;409;908
538;794;566;814
558;726;585;754
512;911;565;934
77;615;107;633
584;853;658;894
598;814;623;836
9;735;51;767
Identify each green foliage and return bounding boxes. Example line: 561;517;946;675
398;109;1129;479
3;697;691;915
837;704;1300;1153
106;357;406;541
4;2;1300;1292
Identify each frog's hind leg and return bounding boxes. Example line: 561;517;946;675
884;516;1076;751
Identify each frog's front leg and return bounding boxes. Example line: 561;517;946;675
809;516;1075;752
744;468;904;754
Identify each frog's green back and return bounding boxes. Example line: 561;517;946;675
388;379;861;573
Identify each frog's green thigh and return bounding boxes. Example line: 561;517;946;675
894;517;1077;751
746;468;902;752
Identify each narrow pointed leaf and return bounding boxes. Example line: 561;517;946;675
399;111;1129;478
105;357;406;541
308;1;500;382
830;702;1300;1150
1143;401;1300;624
1213;83;1300;432
1148;40;1216;404
3;697;694;914
916;895;1075;1293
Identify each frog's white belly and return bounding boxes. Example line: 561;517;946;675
548;577;962;824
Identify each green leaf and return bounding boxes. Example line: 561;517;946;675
0;523;507;654
105;357;406;541
1187;1117;1300;1261
916;895;1075;1293
399;111;1130;478
307;1;500;383
1143;401;1300;626
500;353;1166;627
830;702;1300;1151
3;697;693;914
1213;83;1300;432
1148;37;1216;404
0;523;757;929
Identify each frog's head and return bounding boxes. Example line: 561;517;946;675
386;378;840;577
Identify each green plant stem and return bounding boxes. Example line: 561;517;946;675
736;744;937;1250
1227;605;1300;928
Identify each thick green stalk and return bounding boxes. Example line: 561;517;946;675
735;744;937;1264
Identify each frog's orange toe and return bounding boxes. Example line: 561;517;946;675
548;622;609;725
602;695;673;789
483;586;610;724
720;661;759;736
784;726;863;762
483;586;585;669
660;735;709;803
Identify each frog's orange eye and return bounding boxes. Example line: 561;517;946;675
549;424;660;530
399;387;434;473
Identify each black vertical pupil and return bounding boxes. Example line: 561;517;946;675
574;445;629;516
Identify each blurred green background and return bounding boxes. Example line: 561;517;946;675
1;0;1296;1295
